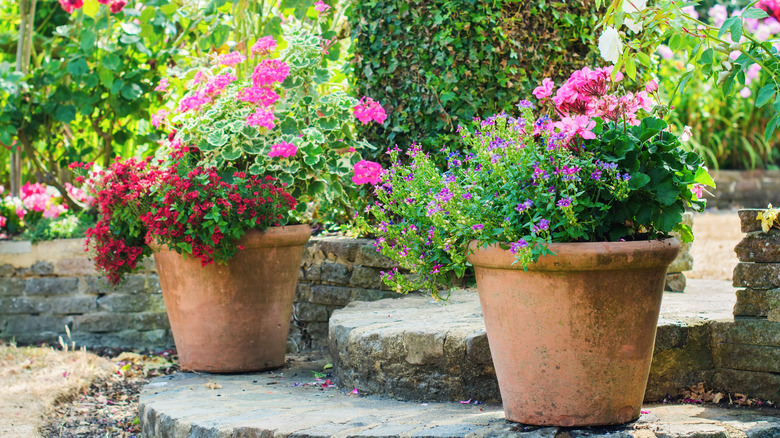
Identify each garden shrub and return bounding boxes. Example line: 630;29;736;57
348;0;603;157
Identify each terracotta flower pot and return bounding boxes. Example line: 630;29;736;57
154;224;311;372
467;238;680;426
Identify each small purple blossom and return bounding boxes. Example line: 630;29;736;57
516;100;534;110
509;238;529;254
622;173;631;181
533;219;550;233
462;192;473;200
472;224;484;231
515;199;533;213
591;169;602;180
557;197;572;208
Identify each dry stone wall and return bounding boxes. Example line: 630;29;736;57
0;236;409;352
705;170;780;210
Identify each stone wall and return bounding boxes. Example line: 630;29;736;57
0;239;169;350
705;170;780;210
0;236;407;352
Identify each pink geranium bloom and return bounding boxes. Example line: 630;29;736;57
220;52;246;67
352;160;382;185
59;0;83;13
110;0;126;13
645;79;658;93
268;141;297;158
532;78;555;100
252;59;290;87
555;115;596;140
246;107;276;130
314;1;331;13
353;97;387;125
251;36;277;58
155;78;169;92
238;86;280;106
152;109;169;129
177;91;211;113
44;204;67;220
204;73;237;95
0;216;6;228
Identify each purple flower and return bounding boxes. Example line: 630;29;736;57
509;238;528;254
472;224;484;231
557;197;572;208
533;219;550;233
462;193;473;200
591;169;602;180
431;263;443;274
516;100;534;109
515;199;533;213
622;173;631;181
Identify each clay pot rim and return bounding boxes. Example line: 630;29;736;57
152;224;312;253
467;237;680;271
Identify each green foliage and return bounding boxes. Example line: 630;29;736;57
20;213;95;243
172;26;377;223
359;110;712;296
347;0;603;157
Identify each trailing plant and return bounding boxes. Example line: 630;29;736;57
358;67;714;297
348;0;603;160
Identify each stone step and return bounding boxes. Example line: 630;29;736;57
139;357;780;437
329;280;747;404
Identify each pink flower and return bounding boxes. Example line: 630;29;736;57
155;78;169;92
220;51;246;67
0;216;6;228
58;0;83;13
352;160;382;185
352;97;387;125
314;1;331;13
746;64;762;85
268;141;297;158
251;36;277;58
192;71;205;85
238;86;280;106
739;87;752;98
691;184;704;199
252;59;290;87
177;91;211;113
152;109;169;129
532;78;555;100
657;45;674;60
554;115;596;140
110;0;126;13
645;79;658;93
98;0;111;4
43;204;67;220
203;73;237;95
64;183;95;208
246;107;276;130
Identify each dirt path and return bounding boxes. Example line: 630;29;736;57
0;342;113;438
687;210;743;281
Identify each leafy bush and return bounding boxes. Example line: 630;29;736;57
348;0;603;158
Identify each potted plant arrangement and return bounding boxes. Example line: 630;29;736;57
358;66;714;426
74;24;385;373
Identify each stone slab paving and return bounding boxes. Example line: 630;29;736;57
139;357;780;437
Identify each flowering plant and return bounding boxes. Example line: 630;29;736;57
152;25;385;222
359;67;714;297
76;148;296;285
0;182;94;240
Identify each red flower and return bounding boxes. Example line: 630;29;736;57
58;0;83;13
110;0;127;13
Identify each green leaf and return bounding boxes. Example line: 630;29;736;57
248;163;265;175
308;181;326;196
730;17;743;42
80;29;96;52
313;68;330;84
120;22;142;35
719;16;740;39
756;84;776;108
221;143;242;160
120;83;143;100
207;130;228;147
304;127;325;144
67;58;89;77
656;207;683;232
102;54;122;72
119;34;141;45
700;48;714;65
177;242;193;254
655;178;678;206
635;52;651;67
693;167;715;188
624;57;636;80
764;114;780;143
54;105;77;123
628;172;650;189
98;67;114;88
742;8;769;19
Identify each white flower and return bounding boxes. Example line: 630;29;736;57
598;26;624;64
623;0;647;33
680;126;693;142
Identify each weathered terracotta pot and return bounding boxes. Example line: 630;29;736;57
467;238;680;426
154;225;311;373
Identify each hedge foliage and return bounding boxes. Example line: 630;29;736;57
348;0;603;156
